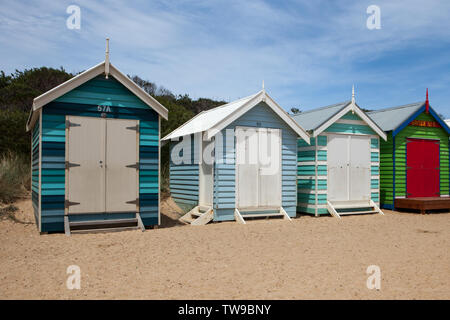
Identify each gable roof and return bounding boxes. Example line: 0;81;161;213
291;101;350;131
368;102;450;136
292;100;387;140
162;90;310;143
367;102;424;132
26;60;168;131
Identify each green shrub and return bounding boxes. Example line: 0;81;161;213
0;152;30;204
0;109;29;156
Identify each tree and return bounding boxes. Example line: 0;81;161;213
290;107;301;114
0;67;73;112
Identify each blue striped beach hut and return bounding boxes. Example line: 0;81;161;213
291;88;387;218
162;88;310;225
26;42;168;234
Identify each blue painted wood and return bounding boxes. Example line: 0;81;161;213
169;135;199;212
214;102;300;220
297;107;382;216
38;75;160;232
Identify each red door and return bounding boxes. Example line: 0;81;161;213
406;138;440;198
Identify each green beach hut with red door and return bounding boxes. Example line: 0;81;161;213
368;90;450;211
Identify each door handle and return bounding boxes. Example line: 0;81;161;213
99;160;103;168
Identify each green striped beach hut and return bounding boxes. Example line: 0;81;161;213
26;42;168;234
291;88;387;218
368;94;450;210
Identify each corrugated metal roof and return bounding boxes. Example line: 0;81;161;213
367;102;424;132
162;92;260;140
291;101;350;131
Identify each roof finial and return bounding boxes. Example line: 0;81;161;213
105;37;110;79
352;84;355;104
426;88;429;113
262;79;265;91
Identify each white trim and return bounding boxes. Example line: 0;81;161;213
298;189;327;195
298;146;327;151
298;175;327;179
335;119;366;125
322;132;380;139
371;189;379;193
297;175;317;179
158;116;161;226
314;140;318;216
136;119;141;225
38;109;42;232
297;203;327;209
109;64;168;120
371;176;379;180
371;162;379;166
26;61;168;131
298;161;327;166
205;91;310;143
370;148;379;153
313;102;387;141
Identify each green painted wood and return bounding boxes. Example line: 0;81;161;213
325;122;376;135
394;112;449;198
341;111;361;120
379;112;450;207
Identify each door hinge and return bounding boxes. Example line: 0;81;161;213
126;162;139;169
65;161;81;169
65;200;80;208
65;120;81;128
126;124;139;131
126;199;139;205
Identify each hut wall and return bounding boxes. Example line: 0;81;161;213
297;111;380;215
379;111;450;208
38;75;159;232
169;134;200;212
213;102;299;221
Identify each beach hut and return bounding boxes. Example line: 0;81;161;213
292;88;387;218
161;87;310;225
368;90;450;213
26;40;168;234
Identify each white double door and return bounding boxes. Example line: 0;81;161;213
327;134;371;202
235;127;282;209
66;116;138;214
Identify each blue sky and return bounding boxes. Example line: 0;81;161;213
1;0;449;117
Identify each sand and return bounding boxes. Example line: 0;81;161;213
0;197;449;299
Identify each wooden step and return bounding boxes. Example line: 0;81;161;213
198;205;210;212
240;213;284;218
239;207;280;213
71;226;139;234
69;218;138;231
332;204;374;209
338;210;378;215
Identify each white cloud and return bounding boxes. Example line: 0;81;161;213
0;0;449;114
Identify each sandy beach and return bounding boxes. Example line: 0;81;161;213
0;197;449;299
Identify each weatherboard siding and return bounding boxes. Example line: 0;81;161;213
39;75;160;232
31;118;40;226
297;111;380;216
379;132;394;207
169;134;199;213
214;102;299;221
378;111;450;208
